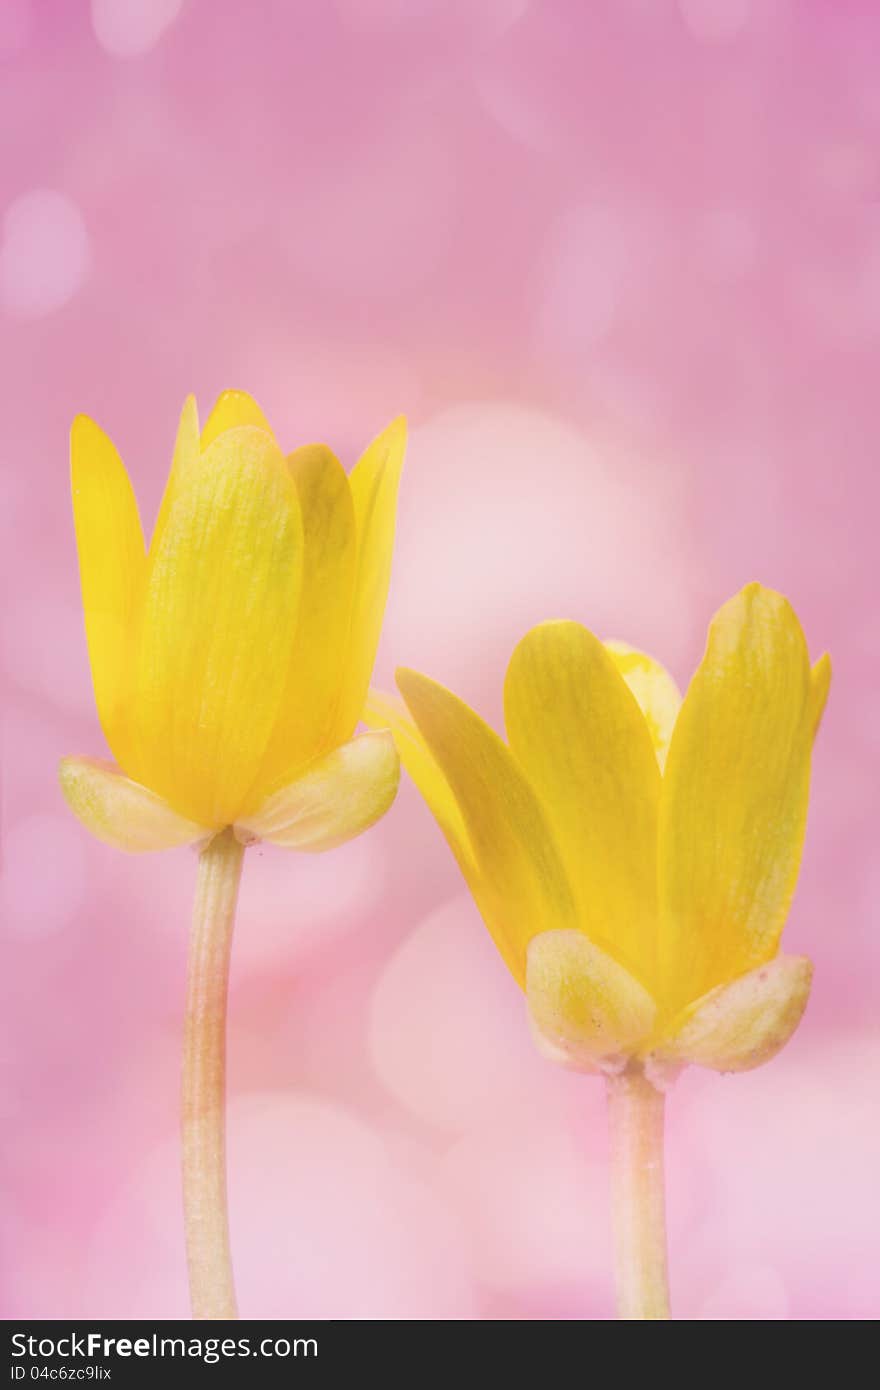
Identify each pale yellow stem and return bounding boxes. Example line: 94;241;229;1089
606;1066;671;1320
182;828;244;1320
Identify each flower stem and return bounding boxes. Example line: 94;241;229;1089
182;827;244;1320
606;1066;671;1320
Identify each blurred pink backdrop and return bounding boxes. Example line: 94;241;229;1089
2;0;878;1320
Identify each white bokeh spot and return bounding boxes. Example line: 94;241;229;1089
91;0;184;59
0;191;90;319
383;400;693;690
369;894;549;1131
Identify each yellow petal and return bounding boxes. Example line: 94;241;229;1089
256;446;357;792
651;954;813;1074
810;653;832;736
526;929;656;1073
331;417;406;744
504;622;660;985
603;640;682;771
364;688;473;871
59;756;209;852
396;667;578;985
133;426;303;828
200;389;272;450
658;584;814;1015
364;686;519;986
70;415;145;769
236;731;399;851
149;395;200;563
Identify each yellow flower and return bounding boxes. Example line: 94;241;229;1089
367;585;830;1081
61;390;405;853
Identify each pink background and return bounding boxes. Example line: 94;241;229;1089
2;0;878;1320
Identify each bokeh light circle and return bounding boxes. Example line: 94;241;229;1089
0;191;90;319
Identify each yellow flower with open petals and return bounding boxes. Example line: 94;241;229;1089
368;584;830;1079
371;584;829;1320
61;391;404;852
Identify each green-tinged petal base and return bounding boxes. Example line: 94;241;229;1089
59;756;210;852
235;731;399;851
526;929;656;1074
648;953;813;1079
